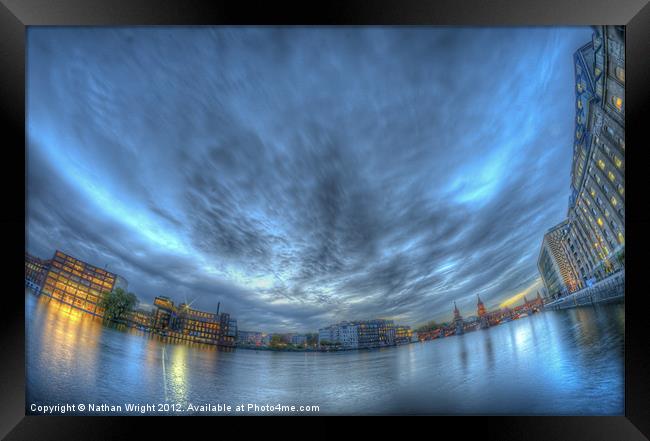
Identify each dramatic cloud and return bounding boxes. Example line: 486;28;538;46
26;27;592;332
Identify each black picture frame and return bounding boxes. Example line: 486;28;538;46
2;0;649;439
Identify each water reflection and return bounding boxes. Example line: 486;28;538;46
26;292;624;415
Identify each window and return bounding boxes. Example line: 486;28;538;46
611;95;623;112
615;66;625;83
618;185;624;196
614;156;622;168
608;171;615;182
611;196;618;206
597;218;604;227
618;232;625;244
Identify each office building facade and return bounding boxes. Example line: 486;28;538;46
40;250;127;317
539;26;625;293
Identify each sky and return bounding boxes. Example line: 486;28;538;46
26;26;593;332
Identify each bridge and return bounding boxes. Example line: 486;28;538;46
545;270;624;310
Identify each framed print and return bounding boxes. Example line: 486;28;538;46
2;0;649;439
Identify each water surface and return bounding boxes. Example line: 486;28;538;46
26;291;624;415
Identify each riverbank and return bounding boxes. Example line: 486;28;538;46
545;270;624;310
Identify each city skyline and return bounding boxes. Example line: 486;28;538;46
27;27;592;333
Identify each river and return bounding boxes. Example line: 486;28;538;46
25;291;624;415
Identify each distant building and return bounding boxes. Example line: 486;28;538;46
318;319;409;349
394;325;412;345
237;330;263;346
290;334;307;346
25;252;51;292
227;319;238;339
318;325;339;347
128;308;153;329
452;301;464;335
151;296;235;347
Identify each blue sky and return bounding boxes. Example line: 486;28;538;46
27;27;592;332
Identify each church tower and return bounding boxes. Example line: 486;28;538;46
453;301;464;335
477;294;486;317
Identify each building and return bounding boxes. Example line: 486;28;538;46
318;325;339;347
540;26;625;292
354;322;378;348
237;330;264;346
227;319;238;340
452;301;464;335
538;220;583;297
290;334;307;346
318;319;408;349
477;294;489;329
152;296;175;330
338;323;359;349
128;308;153;329
566;26;625;284
25;252;51;292
394;325;412;345
175;303;225;345
151;296;236;347
39;250;127;317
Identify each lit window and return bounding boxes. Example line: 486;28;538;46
597;218;604;227
618;232;624;244
618;185;624;196
577;99;582;109
597;159;605;170
615;66;625;83
595;67;601;77
608;171;615;182
611;95;623;112
611;196;618;206
614;156;622;168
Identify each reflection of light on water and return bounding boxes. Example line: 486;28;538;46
161;347;168;402
514;325;530;348
168;345;189;404
32;295;102;386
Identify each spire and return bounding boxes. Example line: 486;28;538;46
453;301;462;321
477;294;486;317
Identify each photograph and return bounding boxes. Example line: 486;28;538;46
24;25;626;416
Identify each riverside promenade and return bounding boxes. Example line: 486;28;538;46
545;270;624;310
